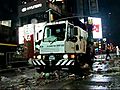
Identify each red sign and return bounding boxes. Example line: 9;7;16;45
93;24;99;32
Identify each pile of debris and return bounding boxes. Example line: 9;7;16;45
0;68;69;89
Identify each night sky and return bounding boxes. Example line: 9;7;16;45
0;0;120;45
107;0;120;45
99;0;120;45
0;0;17;20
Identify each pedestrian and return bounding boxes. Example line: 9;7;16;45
105;48;111;61
85;45;94;71
116;46;119;58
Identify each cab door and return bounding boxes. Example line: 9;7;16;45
74;26;88;54
65;24;77;53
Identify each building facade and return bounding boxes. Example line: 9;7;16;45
18;0;65;26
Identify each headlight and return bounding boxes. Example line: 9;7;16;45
70;54;75;58
63;54;68;59
37;55;41;59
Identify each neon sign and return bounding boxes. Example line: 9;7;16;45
22;3;42;12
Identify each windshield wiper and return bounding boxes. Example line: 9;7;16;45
50;38;57;44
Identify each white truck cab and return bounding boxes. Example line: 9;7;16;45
32;20;89;73
40;20;88;55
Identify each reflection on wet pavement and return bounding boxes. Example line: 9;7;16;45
89;74;111;89
1;68;120;89
61;73;120;90
90;74;111;82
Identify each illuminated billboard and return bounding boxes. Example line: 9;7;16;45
18;24;34;58
18;27;24;44
18;0;47;17
0;20;11;27
18;22;45;44
18;24;34;45
18;22;46;57
88;17;103;39
23;24;34;58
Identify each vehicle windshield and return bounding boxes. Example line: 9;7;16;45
44;24;66;42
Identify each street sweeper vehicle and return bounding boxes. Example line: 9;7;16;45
30;20;93;77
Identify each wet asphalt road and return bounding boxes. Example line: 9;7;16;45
40;57;120;90
40;73;120;90
62;74;120;90
0;68;120;89
0;57;120;89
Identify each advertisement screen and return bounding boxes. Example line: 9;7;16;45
18;27;24;44
18;23;46;58
88;17;102;39
23;24;34;58
18;0;47;17
18;24;34;58
0;20;11;27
